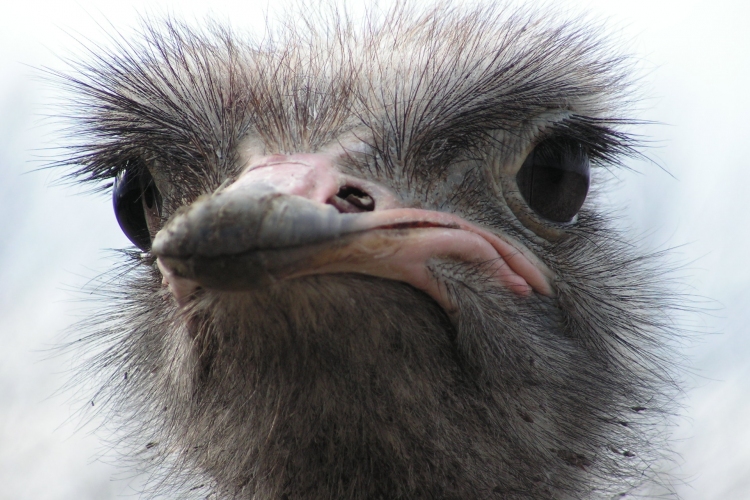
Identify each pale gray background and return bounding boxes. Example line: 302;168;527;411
0;0;747;498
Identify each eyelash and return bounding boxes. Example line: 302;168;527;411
542;117;642;167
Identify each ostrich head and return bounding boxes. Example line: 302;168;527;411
59;3;678;499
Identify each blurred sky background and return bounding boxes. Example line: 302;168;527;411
0;0;748;498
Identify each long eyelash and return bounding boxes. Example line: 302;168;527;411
45;18;252;195
545;115;646;168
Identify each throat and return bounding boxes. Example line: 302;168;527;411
177;275;490;497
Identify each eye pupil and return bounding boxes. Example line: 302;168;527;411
516;139;590;223
113;165;160;250
144;185;156;209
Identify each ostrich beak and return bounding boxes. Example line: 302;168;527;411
152;154;554;312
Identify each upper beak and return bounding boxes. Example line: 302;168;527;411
152;180;373;289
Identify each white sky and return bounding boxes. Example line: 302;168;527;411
0;0;748;498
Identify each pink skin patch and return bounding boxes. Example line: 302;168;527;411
156;154;555;312
157;258;199;307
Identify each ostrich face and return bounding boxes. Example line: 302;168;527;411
62;4;677;499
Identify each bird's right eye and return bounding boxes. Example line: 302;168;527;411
515;137;590;223
113;166;162;250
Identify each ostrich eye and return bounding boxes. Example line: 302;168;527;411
113;166;162;250
515;138;590;223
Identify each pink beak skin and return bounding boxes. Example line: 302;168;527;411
152;154;555;315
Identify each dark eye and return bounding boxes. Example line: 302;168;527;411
515;138;590;223
113;165;162;250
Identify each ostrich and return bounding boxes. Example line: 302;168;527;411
58;3;679;499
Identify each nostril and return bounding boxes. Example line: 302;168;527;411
338;186;375;211
328;185;376;213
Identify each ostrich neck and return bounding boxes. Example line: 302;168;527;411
149;274;571;499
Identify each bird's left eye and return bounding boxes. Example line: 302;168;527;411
515;138;590;223
113;166;162;250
